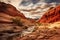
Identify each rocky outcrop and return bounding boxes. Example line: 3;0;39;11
0;2;26;19
0;2;36;40
38;5;60;23
0;2;27;23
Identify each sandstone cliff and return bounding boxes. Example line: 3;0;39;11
0;2;36;40
38;5;60;23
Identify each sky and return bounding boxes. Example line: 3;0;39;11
20;0;60;6
19;0;60;19
0;0;60;19
44;0;60;3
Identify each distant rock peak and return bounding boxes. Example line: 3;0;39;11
38;5;60;23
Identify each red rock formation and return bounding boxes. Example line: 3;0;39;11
0;2;27;23
0;2;36;40
0;2;26;19
38;5;60;23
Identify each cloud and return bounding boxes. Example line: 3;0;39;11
20;0;40;6
31;0;40;4
20;0;31;6
42;0;60;3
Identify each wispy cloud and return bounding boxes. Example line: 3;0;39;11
40;0;60;3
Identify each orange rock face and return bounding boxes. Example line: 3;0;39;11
38;5;60;23
0;2;27;23
0;2;36;40
0;2;26;19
